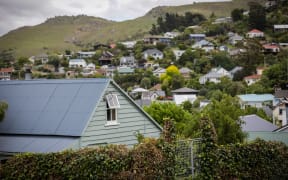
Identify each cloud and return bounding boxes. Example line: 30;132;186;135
0;0;230;36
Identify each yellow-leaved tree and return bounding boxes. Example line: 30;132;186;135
160;65;184;95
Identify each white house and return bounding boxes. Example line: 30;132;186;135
274;24;288;32
247;29;264;38
228;33;244;45
171;87;199;105
120;41;137;49
192;40;214;52
69;59;87;68
273;99;288;127
199;67;231;84
153;67;166;77
143;49;163;60
173;50;185;60
244;74;261;86
164;32;180;38
77;51;96;59
119;56;136;67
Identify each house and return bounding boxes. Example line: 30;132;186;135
98;51;114;66
120;41;137;49
229;66;243;79
273;98;288;126
200;100;211;108
219;45;228;52
143;49;163;60
0;79;162;159
244;74;261;86
141;91;166;101
77;51;96;59
69;59;87;68
273;24;288;32
119;56;136;67
33;53;49;64
246;29;264;38
171;87;199;105
273;90;288;126
164;32;180;38
213;17;232;24
238;94;274;109
117;66;134;74
228;48;246;56
179;67;192;79
86;63;96;70
143;36;172;45
262;44;280;54
189;34;206;42
228;33;244;45
240;114;288;145
153;67;166;77
0;67;14;80
192;40;214;52
173;50;185;60
199;67;231;84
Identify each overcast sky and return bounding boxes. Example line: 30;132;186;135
0;0;230;36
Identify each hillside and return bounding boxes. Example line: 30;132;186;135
0;0;264;57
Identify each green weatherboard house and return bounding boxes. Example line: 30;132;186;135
0;78;162;159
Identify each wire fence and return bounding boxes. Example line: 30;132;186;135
175;138;202;178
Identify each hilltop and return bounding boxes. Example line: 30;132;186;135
0;0;264;57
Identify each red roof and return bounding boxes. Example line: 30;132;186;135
244;74;261;80
249;29;263;33
0;67;14;73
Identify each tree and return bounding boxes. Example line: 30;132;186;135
160;65;184;95
248;2;266;30
0;101;8;121
202;94;246;145
231;8;244;22
47;56;61;72
144;102;194;134
0;49;15;68
140;77;151;89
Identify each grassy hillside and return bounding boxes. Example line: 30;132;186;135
0;0;264;57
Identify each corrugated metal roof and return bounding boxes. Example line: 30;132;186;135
0;78;110;136
0;135;77;153
240;114;277;132
238;94;274;102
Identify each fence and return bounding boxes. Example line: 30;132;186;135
175;138;202;178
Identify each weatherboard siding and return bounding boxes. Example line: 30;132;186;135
80;83;161;147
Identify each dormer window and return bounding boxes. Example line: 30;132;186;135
105;94;120;126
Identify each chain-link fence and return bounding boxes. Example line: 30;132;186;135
175;138;202;178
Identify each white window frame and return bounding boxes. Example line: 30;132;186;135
105;94;120;126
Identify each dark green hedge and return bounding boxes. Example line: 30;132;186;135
197;117;288;180
0;139;177;180
215;140;288;180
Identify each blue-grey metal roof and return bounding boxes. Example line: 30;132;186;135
240;114;278;132
0;135;77;153
238;94;274;102
0;78;110;137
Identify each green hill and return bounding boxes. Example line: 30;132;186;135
0;0;264;57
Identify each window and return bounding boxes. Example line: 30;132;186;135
105;94;120;126
279;109;283;115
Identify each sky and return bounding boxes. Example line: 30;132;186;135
0;0;231;36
